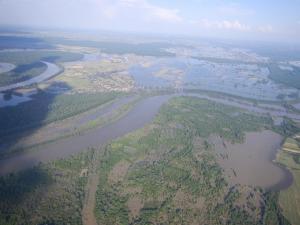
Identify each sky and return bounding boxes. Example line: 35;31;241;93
0;0;299;42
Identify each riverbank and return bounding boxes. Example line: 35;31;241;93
0;62;15;74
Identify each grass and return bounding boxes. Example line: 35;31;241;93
276;151;300;225
282;137;300;153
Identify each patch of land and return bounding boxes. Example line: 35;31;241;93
82;150;101;225
276;151;300;225
281;134;300;154
54;53;152;93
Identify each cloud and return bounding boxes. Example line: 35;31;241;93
258;25;273;33
220;20;251;31
196;19;251;32
118;0;182;23
218;4;255;16
0;0;183;30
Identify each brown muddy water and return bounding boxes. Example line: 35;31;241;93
211;130;293;191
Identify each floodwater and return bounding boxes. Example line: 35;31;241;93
130;57;299;101
129;64;171;87
211;130;293;191
0;62;15;74
0;61;61;92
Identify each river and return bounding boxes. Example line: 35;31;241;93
0;61;61;92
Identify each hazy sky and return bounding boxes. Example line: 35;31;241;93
0;0;299;42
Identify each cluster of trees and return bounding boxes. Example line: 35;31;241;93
93;96;279;224
0;152;91;225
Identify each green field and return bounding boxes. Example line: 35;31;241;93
276;152;300;225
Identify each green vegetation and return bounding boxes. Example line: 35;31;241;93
268;64;300;89
93;96;285;224
0;91;120;137
276;151;300;225
0;51;82;86
274;118;300;137
263;192;291;225
0;151;94;225
282;137;300;154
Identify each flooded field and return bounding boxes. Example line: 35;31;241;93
130;57;299;101
211;130;293;190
